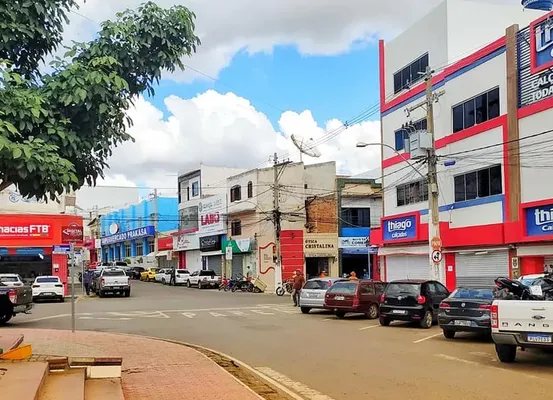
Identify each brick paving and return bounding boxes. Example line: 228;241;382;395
7;329;262;400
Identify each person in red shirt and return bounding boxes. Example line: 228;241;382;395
292;270;305;307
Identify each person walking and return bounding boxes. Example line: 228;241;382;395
82;268;92;296
292;270;305;307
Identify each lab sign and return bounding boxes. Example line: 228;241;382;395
525;204;553;236
383;215;417;241
198;195;225;234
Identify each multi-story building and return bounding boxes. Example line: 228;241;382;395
372;0;552;289
100;196;178;263
337;177;382;279
173;165;246;273
225;161;337;291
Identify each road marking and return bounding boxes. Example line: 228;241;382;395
16;314;71;324
108;311;169;319
413;333;442;343
181;312;196;318
229;311;248;316
80;317;132;320
270;308;298;314
209;312;226;317
255;367;335;400
322;318;334;321
250;309;275;315
434;354;540;379
358;325;380;331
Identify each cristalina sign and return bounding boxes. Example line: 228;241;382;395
303;234;338;258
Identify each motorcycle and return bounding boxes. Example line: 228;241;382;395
494;276;553;301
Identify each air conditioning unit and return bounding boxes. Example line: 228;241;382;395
404;130;432;159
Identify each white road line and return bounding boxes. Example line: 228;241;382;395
269;308;298;314
413;333;442;343
181;312;196;318
255;367;335;400
16;314;71;324
322;318;335;321
209;312;227;317
358;325;380;330
80;317;132;320
434;354;541;379
250;310;275;315
229;311;248;316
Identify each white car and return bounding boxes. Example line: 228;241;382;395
0;274;25;287
154;269;170;283
172;269;190;285
32;276;64;302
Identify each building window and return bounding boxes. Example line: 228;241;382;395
393;53;429;94
137;217;143;227
231;220;242;236
341;208;371;228
394;118;428;151
191;181;199;197
230;185;241;202
247;181;253;198
396;179;428;207
452;87;500;133
125;243;131;258
136;241;143;256
454;165;502;203
148;240;155;254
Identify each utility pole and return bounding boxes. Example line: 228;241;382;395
272;153;291;291
153;188;159;256
70;242;76;333
406;66;445;283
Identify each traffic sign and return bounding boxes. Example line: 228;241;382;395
431;236;442;250
431;250;442;264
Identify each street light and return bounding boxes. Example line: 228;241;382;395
356;142;426;180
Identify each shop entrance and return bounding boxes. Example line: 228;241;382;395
306;257;328;279
342;254;369;279
0;255;52;282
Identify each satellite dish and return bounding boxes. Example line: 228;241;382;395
291;134;321;162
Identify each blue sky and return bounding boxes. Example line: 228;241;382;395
146;43;381;128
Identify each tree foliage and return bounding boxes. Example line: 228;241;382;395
0;1;200;200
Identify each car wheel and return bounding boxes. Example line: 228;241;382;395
420;310;433;329
187;280;191;288
162;278;166;285
124;290;131;298
335;311;346;318
379;317;390;326
98;290;104;298
59;296;65;303
366;304;379;319
198;282;203;289
300;307;311;314
442;329;455;339
0;301;14;325
495;344;517;363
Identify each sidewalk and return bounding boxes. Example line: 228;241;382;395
9;329;262;400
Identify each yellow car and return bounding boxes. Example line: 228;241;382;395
140;268;158;282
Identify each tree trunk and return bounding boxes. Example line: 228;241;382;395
0;181;12;192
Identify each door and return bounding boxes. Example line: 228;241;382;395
207;255;222;276
426;281;449;316
385;255;430;281
231;254;244;278
359;283;377;311
455;251;509;286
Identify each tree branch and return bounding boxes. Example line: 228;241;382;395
0;181;13;192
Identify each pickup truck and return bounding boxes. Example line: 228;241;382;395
97;268;131;298
187;269;221;289
0;281;33;325
491;299;553;363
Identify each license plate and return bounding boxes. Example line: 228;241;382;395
335;296;345;300
110;286;121;290
392;309;406;314
454;320;471;327
527;334;552;343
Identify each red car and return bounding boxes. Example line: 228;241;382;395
324;279;387;319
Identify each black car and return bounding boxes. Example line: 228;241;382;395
438;286;495;339
127;267;145;280
379;279;450;329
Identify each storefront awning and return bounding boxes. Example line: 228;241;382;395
155;250;170;258
377;245;429;256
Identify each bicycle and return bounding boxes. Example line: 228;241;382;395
275;280;293;296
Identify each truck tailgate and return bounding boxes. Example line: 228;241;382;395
494;300;553;334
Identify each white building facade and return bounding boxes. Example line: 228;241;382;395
373;0;551;289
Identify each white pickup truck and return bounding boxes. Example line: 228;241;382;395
97;268;131;298
187;269;221;289
491;299;553;363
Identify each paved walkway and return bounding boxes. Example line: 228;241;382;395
8;329;262;400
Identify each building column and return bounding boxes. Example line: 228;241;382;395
142;238;148;256
131;240;137;257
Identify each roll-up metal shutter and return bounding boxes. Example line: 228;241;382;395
207;255;222;275
186;250;201;272
231;254;244;278
455;251;509;286
386;255;430;282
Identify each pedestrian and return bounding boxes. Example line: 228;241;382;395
362;269;370;279
349;271;358;280
82;268;92;296
319;270;328;278
246;266;253;281
292;270;305;307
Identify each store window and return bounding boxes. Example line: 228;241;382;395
454;165;502;202
247;181;253;198
148;240;155;254
396;179;428;207
231;220;242;236
191;181;200;197
393;53;429;94
125;243;131;258
230;185;241;202
394;118;428;151
452;87;500;133
342;208;371;228
136;241;143;256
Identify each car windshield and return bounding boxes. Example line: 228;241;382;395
200;270;216;276
176;270;188;274
0;276;19;282
103;270;126;277
520;279;538;286
114;262;127;266
386;283;421;296
36;277;60;283
450;287;494;299
327;282;357;294
304;280;331;290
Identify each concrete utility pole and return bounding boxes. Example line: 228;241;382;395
70;242;76;333
272;153;291;290
153;188;159;255
406;66;445;283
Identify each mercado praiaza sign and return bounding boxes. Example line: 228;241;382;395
101;225;155;246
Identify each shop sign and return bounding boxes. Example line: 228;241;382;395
157;236;173;251
304;235;337;258
173;234;200;251
199;195;225;235
222;238;251;254
338;237;368;248
61;223;83;243
53;245;70;254
0;223;52;239
525;204;553;236
200;235;222;252
531;13;553;74
383;215;417;241
101;225;155;246
179;205;199;232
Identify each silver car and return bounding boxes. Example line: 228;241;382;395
299;277;344;314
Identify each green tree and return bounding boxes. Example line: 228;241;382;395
0;1;200;200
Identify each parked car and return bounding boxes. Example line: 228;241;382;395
324;279;386;319
97;268;131;297
379;279;450;329
170;269;190;286
299;277;344;314
438;286;495;339
140;268;158;281
128;266;145;280
154;268;168;283
32;276;65;302
0;274;25;287
112;261;128;268
187;270;221;289
0;280;33;324
90;270;103;293
161;269;175;285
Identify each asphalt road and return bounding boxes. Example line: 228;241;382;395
6;281;553;400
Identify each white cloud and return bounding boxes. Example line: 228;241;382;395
102;90;381;188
